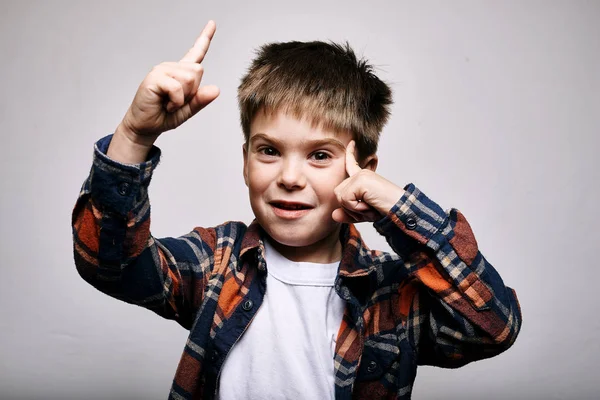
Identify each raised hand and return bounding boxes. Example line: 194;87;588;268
109;21;220;163
332;141;405;223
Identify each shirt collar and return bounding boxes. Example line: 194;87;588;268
239;220;380;278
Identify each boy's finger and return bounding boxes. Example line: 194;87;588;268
188;85;220;116
352;200;371;212
156;76;185;111
332;208;358;223
345;140;361;177
180;20;216;63
332;207;380;224
161;64;204;103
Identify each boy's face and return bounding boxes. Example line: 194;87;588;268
243;111;356;262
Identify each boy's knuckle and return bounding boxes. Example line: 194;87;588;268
183;72;196;85
357;171;370;182
149;66;161;77
171;84;184;100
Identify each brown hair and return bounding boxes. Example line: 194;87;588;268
237;41;392;160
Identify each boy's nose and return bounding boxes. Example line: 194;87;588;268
277;158;306;190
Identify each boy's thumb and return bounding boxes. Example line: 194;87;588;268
189;85;220;116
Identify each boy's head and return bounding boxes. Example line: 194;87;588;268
238;40;392;162
238;41;393;261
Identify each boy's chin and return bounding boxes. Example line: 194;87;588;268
267;234;315;249
261;223;342;249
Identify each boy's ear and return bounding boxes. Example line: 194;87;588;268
242;143;249;187
361;154;378;172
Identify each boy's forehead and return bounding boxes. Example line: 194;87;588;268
249;109;353;145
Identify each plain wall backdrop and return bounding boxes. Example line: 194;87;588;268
1;0;599;399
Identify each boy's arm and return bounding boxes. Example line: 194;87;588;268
72;136;218;329
72;22;221;329
373;185;522;367
334;142;522;366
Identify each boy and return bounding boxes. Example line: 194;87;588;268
72;21;521;399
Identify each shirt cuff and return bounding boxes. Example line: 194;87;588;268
374;184;449;250
89;134;161;216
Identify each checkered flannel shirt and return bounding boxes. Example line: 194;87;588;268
72;135;522;399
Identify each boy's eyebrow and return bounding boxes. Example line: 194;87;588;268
250;133;347;151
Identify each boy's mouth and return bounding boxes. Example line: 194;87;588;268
269;201;313;211
269;201;313;220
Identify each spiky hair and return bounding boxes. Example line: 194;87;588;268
237;41;392;159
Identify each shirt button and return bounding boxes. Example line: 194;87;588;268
242;299;253;311
405;217;417;230
117;182;131;196
367;361;378;373
210;350;219;363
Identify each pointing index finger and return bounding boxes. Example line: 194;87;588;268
180;20;216;63
345;140;362;177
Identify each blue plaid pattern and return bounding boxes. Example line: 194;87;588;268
72;135;522;399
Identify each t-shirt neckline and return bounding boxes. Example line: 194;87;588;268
264;239;339;287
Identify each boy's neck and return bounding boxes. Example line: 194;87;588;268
267;226;342;264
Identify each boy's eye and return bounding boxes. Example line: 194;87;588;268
259;147;279;157
310;151;331;162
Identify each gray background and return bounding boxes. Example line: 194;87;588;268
1;0;598;399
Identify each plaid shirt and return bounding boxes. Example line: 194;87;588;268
72;135;522;400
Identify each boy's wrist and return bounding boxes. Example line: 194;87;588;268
107;123;157;164
375;186;406;216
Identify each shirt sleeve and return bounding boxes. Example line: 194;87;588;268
71;135;217;329
373;184;522;367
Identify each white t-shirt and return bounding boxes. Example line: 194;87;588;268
216;239;346;400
